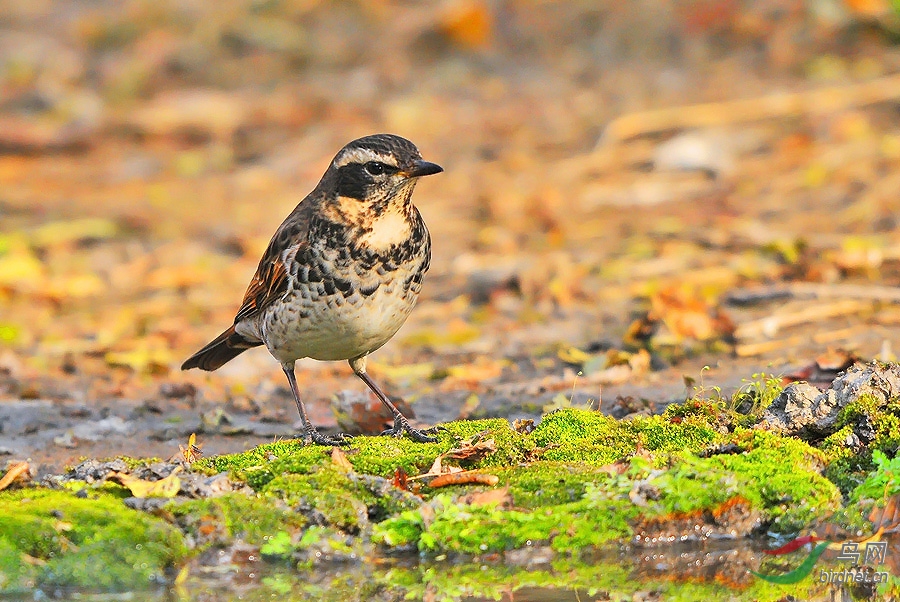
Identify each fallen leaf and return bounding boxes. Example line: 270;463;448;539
783;348;858;388
513;419;535;434
331;446;353;472
429;471;499;488
0;248;45;289
198;408;252;435
445;431;496;461
652;289;716;340
109;468;181;498
844;0;890;18
408;455;465;482
460;486;510;507
439;0;493;49
45;273;105;300
30;218;118;248
649;288;735;342
53;520;73;533
180;433;203;463
53;431;78;448
105;346;174;374
428;455;442;476
333;390;415;435
392;467;409;491
0;461;30;491
557;346;593;365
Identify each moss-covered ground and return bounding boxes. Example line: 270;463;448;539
0;488;187;592
5;368;900;599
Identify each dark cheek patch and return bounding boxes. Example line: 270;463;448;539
336;165;370;200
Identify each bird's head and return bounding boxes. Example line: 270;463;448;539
323;134;442;219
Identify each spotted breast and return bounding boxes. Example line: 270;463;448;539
260;206;431;364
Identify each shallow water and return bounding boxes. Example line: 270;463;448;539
16;539;895;602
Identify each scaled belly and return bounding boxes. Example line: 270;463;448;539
263;281;416;363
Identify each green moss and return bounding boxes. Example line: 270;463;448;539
719;430;840;532
168;492;306;548
499;461;613;507
0;488;186;593
110;455;164;470
193;439;330;488
529;409;638;464
818;394;900;495
836;393;885;426
341;436;444;477
627;414;722;453
262;468;368;532
374;420;841;556
820;425;867;493
199;419;532;493
619;455;743;516
344;419;529;477
662;398;728;422
437;418;535;467
530;409;721;464
373;493;633;554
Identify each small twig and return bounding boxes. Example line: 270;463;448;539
728;283;900;306
735;299;873;340
601;73;900;143
735;328;858;357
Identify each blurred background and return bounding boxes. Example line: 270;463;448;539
4;0;900;465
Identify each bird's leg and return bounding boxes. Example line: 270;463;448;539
282;363;349;446
349;357;437;443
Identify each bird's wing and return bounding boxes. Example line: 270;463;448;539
233;202;312;324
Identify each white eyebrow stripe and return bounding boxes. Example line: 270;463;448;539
333;148;398;169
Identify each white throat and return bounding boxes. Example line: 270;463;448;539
358;210;411;251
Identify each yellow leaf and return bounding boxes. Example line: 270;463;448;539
0;249;45;288
30;218;118;248
46;273;105;299
110;469;181;498
557;346;593;366
105;346;174;374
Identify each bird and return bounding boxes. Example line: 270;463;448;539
182;134;443;445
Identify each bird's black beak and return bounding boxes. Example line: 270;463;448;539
404;160;443;178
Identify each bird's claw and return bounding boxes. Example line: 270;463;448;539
380;416;438;443
303;427;352;446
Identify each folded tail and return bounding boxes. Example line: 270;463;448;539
181;325;261;371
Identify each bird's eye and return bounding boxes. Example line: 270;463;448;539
364;162;387;176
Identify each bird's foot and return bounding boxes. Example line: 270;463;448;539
381;416;438;443
303;427;352;446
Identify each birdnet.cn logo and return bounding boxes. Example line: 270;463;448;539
751;536;889;585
